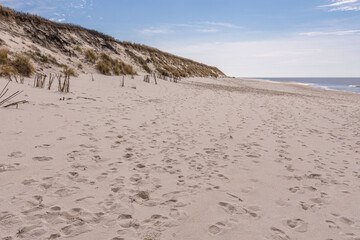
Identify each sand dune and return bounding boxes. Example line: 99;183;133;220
0;75;359;240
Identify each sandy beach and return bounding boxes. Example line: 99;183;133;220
1;75;360;240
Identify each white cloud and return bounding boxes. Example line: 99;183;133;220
300;30;360;36
0;0;92;20
196;28;219;33
161;36;360;77
329;5;360;10
71;0;87;9
321;0;360;11
197;21;243;29
323;0;358;7
139;21;241;35
141;28;170;34
0;0;28;9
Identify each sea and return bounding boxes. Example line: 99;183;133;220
258;78;360;94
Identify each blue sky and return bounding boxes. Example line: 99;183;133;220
1;0;360;77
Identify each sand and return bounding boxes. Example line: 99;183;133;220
0;75;360;240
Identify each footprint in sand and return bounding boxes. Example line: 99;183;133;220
218;202;237;215
283;218;308;232
16;225;47;238
129;174;142;185
32;156;53;162
8;151;25;158
217;173;230;182
48;233;61;239
208;222;227;235
339;216;354;225
270;227;290;240
325;220;340;229
0;163;21;173
118;214;135;228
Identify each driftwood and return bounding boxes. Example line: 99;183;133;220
57;74;63;91
143;75;150;83
34;73;47;88
77;96;96;101
0;90;23;106
0;80;10;99
58;74;70;93
3;100;28;108
48;73;55;90
121;75;125;87
0;81;25;108
153;74;157;85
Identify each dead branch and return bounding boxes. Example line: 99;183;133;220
48;73;55;90
3;100;28;108
0;80;10;98
59;74;70;93
0;90;23;107
153;74;157;85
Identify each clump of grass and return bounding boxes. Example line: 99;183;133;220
156;67;169;77
123;64;135;75
27;51;60;67
69;35;76;44
40;54;49;63
163;65;181;77
11;55;34;77
77;63;83;69
0;48;9;64
125;49;151;73
96;60;112;75
96;52;136;75
84;49;98;63
63;65;78;77
0;64;17;80
74;45;82;53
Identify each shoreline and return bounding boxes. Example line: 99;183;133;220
243;77;360;94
